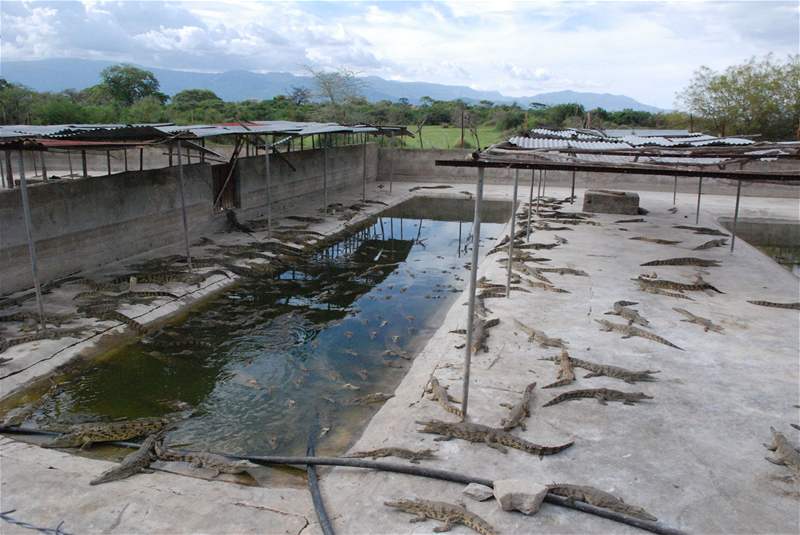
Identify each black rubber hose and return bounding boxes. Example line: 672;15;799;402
306;421;335;535
0;427;687;535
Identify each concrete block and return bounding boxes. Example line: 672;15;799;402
582;189;640;215
493;479;548;515
462;483;494;501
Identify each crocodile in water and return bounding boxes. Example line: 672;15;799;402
416;419;574;456
43;416;176;449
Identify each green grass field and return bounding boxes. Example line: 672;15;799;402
397;125;507;150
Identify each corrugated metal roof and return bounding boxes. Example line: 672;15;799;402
508;136;631;150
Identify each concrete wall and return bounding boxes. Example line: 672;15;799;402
0;144;378;294
378;148;800;198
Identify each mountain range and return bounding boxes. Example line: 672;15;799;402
1;58;662;112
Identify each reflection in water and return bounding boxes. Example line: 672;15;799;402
17;198;508;456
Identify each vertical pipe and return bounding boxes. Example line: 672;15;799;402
17;151;46;330
168;146;173;167
322;134;328;212
0;152;4;188
264;136;272;237
536;170;542;215
176;141;193;271
526;169;535;242
67;151;73;178
40;152;48;182
461;167;485;421
124;149;128;171
6;151;15;188
139;148;144;171
81;150;88;177
506;169;519;297
542;169;547;196
106;151;111;176
362;138;367;201
389;141;394;194
570;168;576;204
730;180;742;252
201;139;206;163
673;176;678;205
695;177;703;224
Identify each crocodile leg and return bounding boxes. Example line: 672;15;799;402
433;522;453;533
765;455;786;465
409;516;428;524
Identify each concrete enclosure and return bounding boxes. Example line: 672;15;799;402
1;144;378;294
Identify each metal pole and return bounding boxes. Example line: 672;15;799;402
526;169;535;242
67;151;73;178
139;148;144;171
389;138;394;194
17;151;46;330
81;150;88;177
176;141;193;271
5;151;14;188
264;137;272;237
542;169;547;196
695;177;703;224
461;167;485;421
362;138;367;201
322;135;329;213
106;150;111;176
536;170;542;215
40;152;48;182
124;149;128;171
570;169;576;204
673;176;677;205
506;169;519;297
730;180;742;252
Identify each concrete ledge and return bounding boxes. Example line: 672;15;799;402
583;189;640;215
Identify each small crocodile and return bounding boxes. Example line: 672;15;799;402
385;498;497;535
547;484;658;522
595;319;683;350
0;328;87;354
514;319;567;348
641;257;720;267
747;300;800;311
636;282;694;300
500;382;536;431
673;307;724;333
542;349;576;389
693;238;728;250
539;355;659;384
96;310;147;334
614;218;646;224
605;300;650;327
90;432;160;485
416;419;574;456
349;392;394;405
673;225;728;236
543;388;653;407
629;237;682;245
520;278;570;294
155;442;256;477
635;275;723;294
764;427;800;476
535;267;589;277
43;416;175;449
426;377;463;418
346;447;437;464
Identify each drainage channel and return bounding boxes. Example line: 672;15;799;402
1;197;510;459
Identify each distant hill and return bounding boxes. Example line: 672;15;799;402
1;58;663;112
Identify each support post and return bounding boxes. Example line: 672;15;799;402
461;167;485;421
389;136;394;193
201;139;205;163
730;180;742;252
139;148;144;171
362;138;367;201
106;150;111;176
526;169;535;241
542;169;547;196
536;169;542;215
40;152;48;181
695;177;703;224
124;149;128;171
673;176;677;205
17;151;46;330
506;169;519;297
322;135;329;212
176;141;193;271
264;136;272;237
81;150;88;177
570;169;576;204
67;151;73;178
4;151;14;188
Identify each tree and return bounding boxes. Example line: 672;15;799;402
123;96;168;123
0;79;35;123
289;86;312;106
171;89;222;111
100;64;166;106
304;66;365;106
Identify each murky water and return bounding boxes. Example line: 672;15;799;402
757;245;800;277
12;198;509;456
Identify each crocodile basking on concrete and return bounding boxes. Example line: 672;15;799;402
90;432;161;485
43;416;177;449
636;282;694;300
542;350;576;389
641;257;720;267
514;319;567;348
635;275;723;294
543;388;653;407
0;328;87;355
426;377;463;418
673;225;728;236
693;238;728;250
500;382;536;431
673;307;724;333
539;355;659;384
155;441;256;477
595;318;683;350
747;300;800;311
629;236;682;245
346;447;437;464
764;427;800;476
385;498;497;535
416;419;574;456
605;300;650;327
547;484;658;522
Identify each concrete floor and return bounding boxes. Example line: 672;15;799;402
1;181;799;534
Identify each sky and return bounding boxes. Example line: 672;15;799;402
1;0;798;108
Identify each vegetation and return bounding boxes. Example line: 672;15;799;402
0;55;796;143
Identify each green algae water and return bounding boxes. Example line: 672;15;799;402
17;198;509;456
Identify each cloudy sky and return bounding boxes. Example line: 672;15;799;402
1;0;798;107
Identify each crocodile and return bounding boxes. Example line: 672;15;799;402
500;382;536;430
636;282;694;300
542;349;576;389
543;388;653;407
764;427;800;476
43;416;176;449
0;328;87;354
416;419;574;456
520;279;570;294
635;275;723;294
629;237;682;245
595;318;683;350
673;225;728;236
155;442;256;477
385;498;497;535
426;377;463;418
547;484;658;522
539;355;659;384
0;311;76;327
747;300;800;311
90;432;161;485
641;257;720;267
346;447;437;464
605;300;650;327
673;307;724;333
535;267;589;277
96;310;147;335
349;392;394;405
514;319;567;348
693;239;728;250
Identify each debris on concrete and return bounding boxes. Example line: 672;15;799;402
463;482;494;501
492;479;548;515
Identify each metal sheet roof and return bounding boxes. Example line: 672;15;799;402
508;136;631;150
